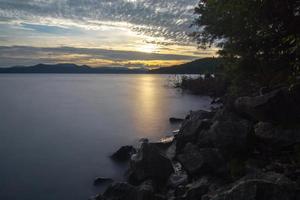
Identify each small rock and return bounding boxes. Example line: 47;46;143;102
168;171;188;188
93;177;113;186
211;97;222;104
169;117;184;124
110;146;136;162
89;194;106;200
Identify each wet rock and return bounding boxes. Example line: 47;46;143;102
128;142;174;186
177;144;227;177
234;87;300;123
169;117;184;124
111;146;136;162
202;172;298;200
254;122;300;152
94;177;113;186
211;97;222;104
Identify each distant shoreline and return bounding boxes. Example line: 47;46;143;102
0;58;221;75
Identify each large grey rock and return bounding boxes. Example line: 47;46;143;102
177;144;227;177
234;87;300;123
202;172;298;200
203;119;253;158
176;110;214;152
254;122;300;151
128;142;174;185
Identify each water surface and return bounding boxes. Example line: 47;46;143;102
0;74;212;200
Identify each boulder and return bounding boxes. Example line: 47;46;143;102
234;87;300;123
254;122;300;152
203;119;253;159
176;110;214;152
177;144;227;177
202;172;298;200
111;146;136;162
128;142;174;186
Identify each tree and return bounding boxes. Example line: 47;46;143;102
193;0;300;87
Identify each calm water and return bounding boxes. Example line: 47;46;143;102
0;74;212;200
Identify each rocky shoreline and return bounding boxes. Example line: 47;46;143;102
91;84;300;200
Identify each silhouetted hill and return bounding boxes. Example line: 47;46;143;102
0;58;222;74
150;58;222;74
0;63;147;74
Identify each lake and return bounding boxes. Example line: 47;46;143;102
0;74;212;200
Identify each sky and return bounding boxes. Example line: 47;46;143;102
0;0;217;68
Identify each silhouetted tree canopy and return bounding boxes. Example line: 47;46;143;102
193;0;300;86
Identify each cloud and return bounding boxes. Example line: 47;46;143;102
0;45;199;67
0;0;199;43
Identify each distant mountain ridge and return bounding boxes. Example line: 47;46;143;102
149;58;222;74
0;58;221;74
0;63;146;74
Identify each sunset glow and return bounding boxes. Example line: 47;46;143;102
0;0;217;68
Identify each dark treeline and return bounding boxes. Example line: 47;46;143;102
190;0;300;96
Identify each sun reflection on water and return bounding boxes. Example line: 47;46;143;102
133;75;163;138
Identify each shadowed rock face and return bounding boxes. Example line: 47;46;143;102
128;142;174;186
96;181;155;200
111;146;136;162
203;172;298;200
254;122;300;152
234;87;300;124
176;110;215;153
177;143;227;177
204;119;253;159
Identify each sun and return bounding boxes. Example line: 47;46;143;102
136;44;157;53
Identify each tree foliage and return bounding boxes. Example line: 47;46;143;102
193;0;300;87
